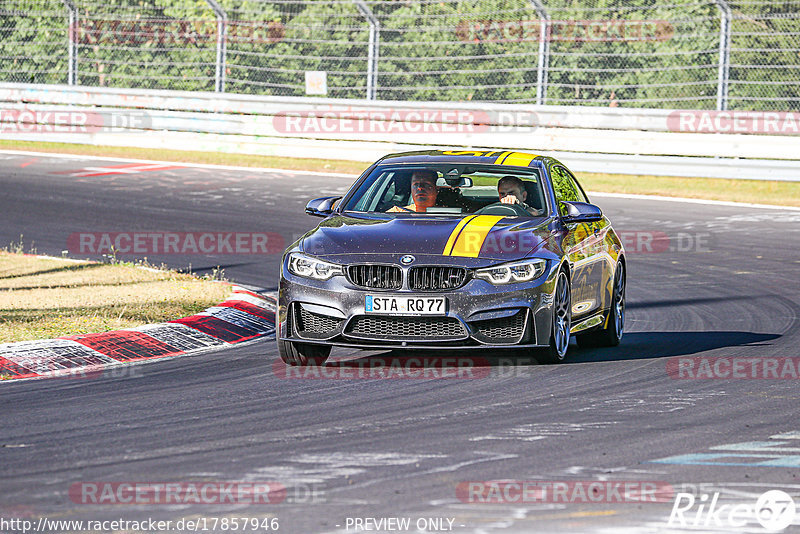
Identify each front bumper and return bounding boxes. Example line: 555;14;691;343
278;262;559;350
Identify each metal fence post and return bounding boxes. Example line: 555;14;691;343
713;0;732;110
530;0;549;106
354;0;379;100
205;0;228;93
60;0;77;85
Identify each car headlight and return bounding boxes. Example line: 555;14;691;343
475;258;546;285
287;252;343;280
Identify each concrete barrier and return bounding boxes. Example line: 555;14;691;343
1;83;798;180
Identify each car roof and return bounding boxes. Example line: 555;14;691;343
376;149;546;168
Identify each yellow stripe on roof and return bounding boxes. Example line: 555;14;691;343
499;152;538;167
493;151;513;165
449;215;504;258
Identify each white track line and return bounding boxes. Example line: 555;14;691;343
0;149;361;178
2;148;798;210
589;191;800;211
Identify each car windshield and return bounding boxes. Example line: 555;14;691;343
341;164;546;217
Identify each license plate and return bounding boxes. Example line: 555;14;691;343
365;295;446;315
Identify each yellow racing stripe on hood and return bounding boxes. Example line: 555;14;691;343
443;215;477;256
447;215;505;257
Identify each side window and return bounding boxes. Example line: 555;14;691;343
353;171;393;211
563;167;589;203
550;165;580;216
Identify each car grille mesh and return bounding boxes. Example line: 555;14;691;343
409;266;468;291
345;316;466;341
347;265;402;289
296;306;343;337
470;310;527;344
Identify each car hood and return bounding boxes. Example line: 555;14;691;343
300;213;550;264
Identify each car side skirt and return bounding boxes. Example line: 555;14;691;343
280;337;549;350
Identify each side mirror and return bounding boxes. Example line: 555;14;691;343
305;196;341;217
561;201;603;223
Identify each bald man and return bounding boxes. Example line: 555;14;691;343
388;170;439;213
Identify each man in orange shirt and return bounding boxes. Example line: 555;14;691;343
388;170;439;213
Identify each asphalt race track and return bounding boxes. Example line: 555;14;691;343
1;151;800;533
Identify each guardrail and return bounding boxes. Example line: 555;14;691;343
1;83;799;181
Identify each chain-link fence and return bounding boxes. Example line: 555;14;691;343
1;0;798;110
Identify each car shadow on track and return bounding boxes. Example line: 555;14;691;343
336;331;781;369
567;331;781;364
626;295;757;310
322;331;780;371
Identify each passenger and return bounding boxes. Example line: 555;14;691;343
497;175;543;216
388;170;439;213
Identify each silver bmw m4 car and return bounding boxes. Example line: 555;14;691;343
277;149;626;365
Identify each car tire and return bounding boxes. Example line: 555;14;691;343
277;339;331;366
576;262;625;348
538;269;572;364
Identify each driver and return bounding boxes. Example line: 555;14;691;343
388;170;439;213
497;175;543;216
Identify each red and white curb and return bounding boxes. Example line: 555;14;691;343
0;286;276;382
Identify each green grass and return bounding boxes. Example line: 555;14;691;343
576;172;800;207
0;251;231;343
1;139;798;207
